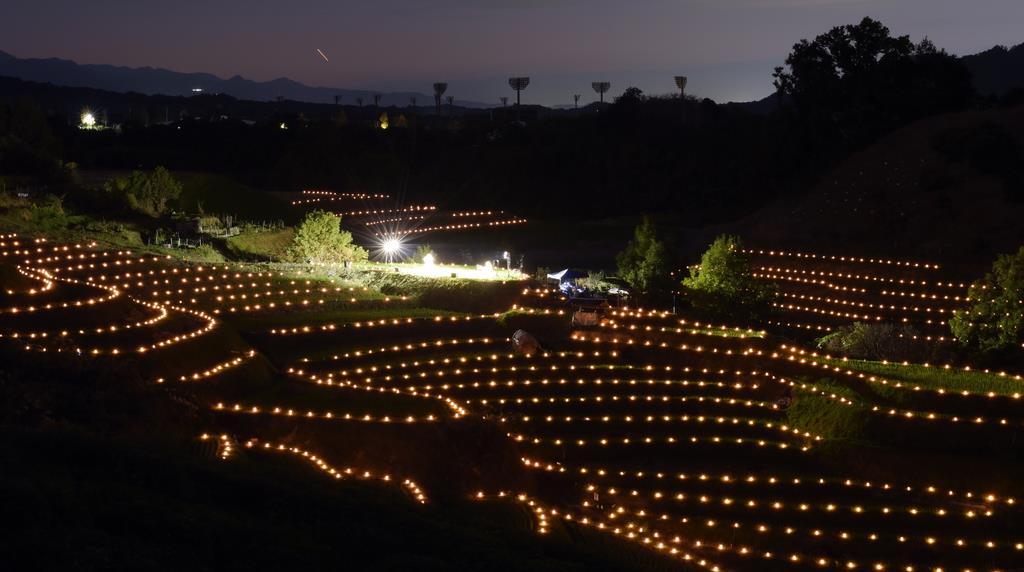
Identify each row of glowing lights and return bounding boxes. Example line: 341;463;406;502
523;456;1012;505
213;401;438;424
584;483;991;521
508;458;1024;569
606;294;1015;380
772;296;1017;325
0;241;93;259
301;190;390;197
741;248;940;270
33;253;170;273
513;459;1022;570
267;314;496;335
570;331;1024;428
780;344;1024;393
778;291;959;314
331;205;437;217
756;265;972;289
362;210;510;227
5;249;438;503
200;435;427;503
372;218;527;236
595;312;1024;404
6;261;220;355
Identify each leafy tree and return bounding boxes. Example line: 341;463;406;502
682;235;774;318
773;17;973;149
616;87;645;105
103;166;182;217
285;210;367;265
616;217;668;294
950;246;1024;353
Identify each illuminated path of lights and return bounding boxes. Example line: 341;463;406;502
4;233;1024;571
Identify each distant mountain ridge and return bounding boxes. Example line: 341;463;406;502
0;50;489;108
0;41;1021;111
960;43;1024;95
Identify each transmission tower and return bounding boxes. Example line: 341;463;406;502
508;76;530;121
592;82;610;103
433;83;448;115
373;93;382;107
446;95;454;116
573;94;581;110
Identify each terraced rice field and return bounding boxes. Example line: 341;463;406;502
4;231;1023;571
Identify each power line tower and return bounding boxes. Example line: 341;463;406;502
674;76;688;99
356;96;364;107
573;94;581;110
334;95;341;106
373;93;382;107
592;82;610;103
433;83;448;116
508;76;530;121
500;96;508;108
445;95;454;116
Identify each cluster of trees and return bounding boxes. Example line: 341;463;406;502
0;98;74;183
774;17;975;155
615;219;774;319
101;166;181;217
284;210;367;265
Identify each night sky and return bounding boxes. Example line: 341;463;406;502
3;0;1023;105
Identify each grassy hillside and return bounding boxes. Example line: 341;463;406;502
740;104;1024;271
174;172;295;222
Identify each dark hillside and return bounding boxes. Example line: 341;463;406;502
738;104;1024;271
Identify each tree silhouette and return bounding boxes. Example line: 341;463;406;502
773;17;973;149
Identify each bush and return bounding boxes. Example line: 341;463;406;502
950;246;1024;354
682;235;774;319
284;210;367;265
102;167;182;217
816;322;928;362
577;270;614;293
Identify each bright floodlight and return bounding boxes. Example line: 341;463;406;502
80;111;96;128
383;237;401;255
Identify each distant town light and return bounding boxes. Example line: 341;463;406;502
279;122;287;130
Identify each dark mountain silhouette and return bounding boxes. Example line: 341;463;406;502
0;50;488;108
961;43;1024;95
